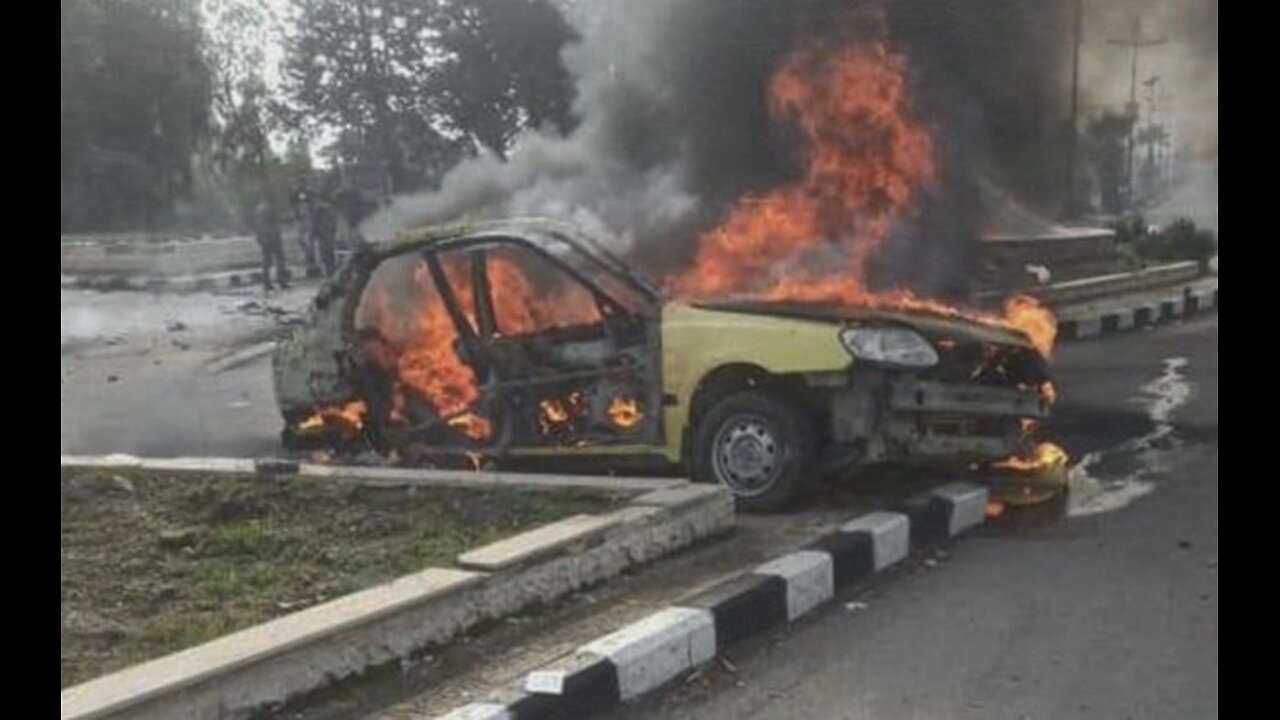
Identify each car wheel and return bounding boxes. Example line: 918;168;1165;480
690;390;812;512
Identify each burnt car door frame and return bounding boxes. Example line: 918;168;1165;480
355;229;665;457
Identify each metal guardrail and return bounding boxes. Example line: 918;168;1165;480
975;261;1202;308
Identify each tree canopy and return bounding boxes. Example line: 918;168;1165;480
60;0;577;231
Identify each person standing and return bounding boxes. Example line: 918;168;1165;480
311;195;339;277
291;185;320;277
253;201;289;291
335;184;366;248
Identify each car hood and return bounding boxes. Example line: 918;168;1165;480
692;299;1035;349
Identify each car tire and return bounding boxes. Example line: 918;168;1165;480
690;390;813;512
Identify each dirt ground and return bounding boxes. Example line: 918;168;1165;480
60;467;624;688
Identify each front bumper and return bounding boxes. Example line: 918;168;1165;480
829;371;1048;463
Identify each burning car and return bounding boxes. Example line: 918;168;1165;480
273;218;1053;511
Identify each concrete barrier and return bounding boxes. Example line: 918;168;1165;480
975;261;1201;308
60;461;733;720
434;482;990;720
1057;276;1217;342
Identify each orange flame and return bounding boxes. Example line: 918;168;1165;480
298;400;368;433
359;257;488;440
447;412;491;441
488;253;601;335
1003;295;1058;358
1040;381;1058;407
360;251;606;442
538;391;590;434
666;11;1058;358
607;395;642;429
672;16;933;302
540;398;570;425
995;441;1069;473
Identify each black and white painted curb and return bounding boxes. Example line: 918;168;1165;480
1057;278;1218;341
434;482;989;720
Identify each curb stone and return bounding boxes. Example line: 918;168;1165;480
435;481;989;720
1057;277;1217;341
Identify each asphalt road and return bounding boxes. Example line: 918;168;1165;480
609;314;1219;720
60;287;312;457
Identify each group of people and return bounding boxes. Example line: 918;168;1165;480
252;185;353;292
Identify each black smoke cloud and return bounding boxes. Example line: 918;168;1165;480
363;0;1079;298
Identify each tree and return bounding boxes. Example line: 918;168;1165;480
432;0;576;156
203;0;291;223
285;0;460;191
61;0;213;231
283;0;576;191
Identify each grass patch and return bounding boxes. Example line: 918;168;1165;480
60;468;624;688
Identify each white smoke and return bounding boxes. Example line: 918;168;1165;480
361;0;768;253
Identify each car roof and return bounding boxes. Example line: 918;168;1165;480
371;216;661;298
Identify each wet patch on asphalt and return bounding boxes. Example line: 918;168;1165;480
1067;356;1193;517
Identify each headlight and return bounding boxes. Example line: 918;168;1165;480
839;327;939;367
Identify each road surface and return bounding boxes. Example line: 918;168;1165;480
609;314;1218;720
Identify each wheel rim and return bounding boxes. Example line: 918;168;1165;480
711;414;782;497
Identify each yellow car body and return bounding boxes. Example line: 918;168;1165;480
274;219;1050;508
659;302;851;461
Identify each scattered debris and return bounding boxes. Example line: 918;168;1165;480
109;475;135;494
1024;263;1052;284
231;299;302;326
157;527;199;550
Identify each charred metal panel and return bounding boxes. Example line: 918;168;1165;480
882;414;1022;459
830;369;888;441
272;287;355;418
924;341;1047;387
827;367;1033;464
886;427;1020;458
889;379;1047;418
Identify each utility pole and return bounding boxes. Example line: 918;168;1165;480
1065;0;1083;218
1107;17;1167;210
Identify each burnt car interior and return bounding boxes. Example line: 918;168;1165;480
352;233;662;458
